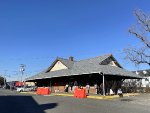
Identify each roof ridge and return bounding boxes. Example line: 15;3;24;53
57;57;76;62
57;57;69;60
77;54;112;62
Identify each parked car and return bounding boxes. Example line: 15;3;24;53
31;86;37;91
16;86;37;92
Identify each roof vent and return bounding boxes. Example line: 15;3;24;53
69;56;74;61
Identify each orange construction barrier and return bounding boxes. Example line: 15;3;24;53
74;88;87;98
36;87;51;95
36;87;42;95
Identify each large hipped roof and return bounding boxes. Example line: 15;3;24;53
26;54;141;81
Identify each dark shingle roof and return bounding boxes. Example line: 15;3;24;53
26;54;142;81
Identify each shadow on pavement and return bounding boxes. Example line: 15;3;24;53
0;96;58;113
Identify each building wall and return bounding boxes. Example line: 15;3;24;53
52;86;65;92
25;82;35;86
123;77;150;88
141;77;150;87
51;86;96;94
51;61;68;71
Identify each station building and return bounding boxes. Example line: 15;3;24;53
26;54;141;94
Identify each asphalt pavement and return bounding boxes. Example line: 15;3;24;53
0;89;150;113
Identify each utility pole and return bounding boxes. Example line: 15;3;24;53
3;70;7;88
2;70;11;89
3;77;6;88
20;64;25;83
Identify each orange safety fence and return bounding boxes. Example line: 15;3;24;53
74;88;87;98
36;87;51;95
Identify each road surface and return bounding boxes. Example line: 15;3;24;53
0;89;150;113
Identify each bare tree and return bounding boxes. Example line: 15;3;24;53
124;9;150;66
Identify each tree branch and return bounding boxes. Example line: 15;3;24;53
129;29;150;48
124;47;150;66
128;9;150;48
124;9;150;66
134;9;150;32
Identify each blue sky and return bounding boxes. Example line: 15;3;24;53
0;0;150;81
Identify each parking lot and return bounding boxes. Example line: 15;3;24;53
0;89;150;113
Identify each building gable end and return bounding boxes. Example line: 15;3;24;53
100;56;122;68
50;61;68;71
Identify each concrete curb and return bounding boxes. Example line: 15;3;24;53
20;92;36;95
19;92;140;100
53;93;73;96
52;93;140;100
